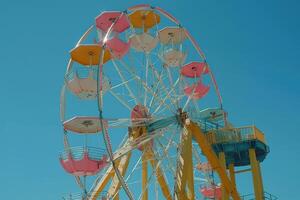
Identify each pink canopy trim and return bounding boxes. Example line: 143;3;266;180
60;152;107;176
184;82;210;99
180;62;209;78
200;185;222;199
95;12;130;33
105;37;130;59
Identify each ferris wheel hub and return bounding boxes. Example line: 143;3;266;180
176;108;188;127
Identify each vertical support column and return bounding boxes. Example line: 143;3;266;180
229;163;236;188
174;127;194;200
257;162;265;196
142;151;148;200
219;152;229;200
249;148;264;200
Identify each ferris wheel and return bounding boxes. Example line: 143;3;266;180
59;4;240;200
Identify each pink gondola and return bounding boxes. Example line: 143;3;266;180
95;11;130;33
105;37;130;59
184;81;210;99
200;185;222;199
180;62;209;78
60;148;107;176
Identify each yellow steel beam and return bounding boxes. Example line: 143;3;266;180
90;152;131;200
229;163;236;188
142;150;149;200
219;152;229;200
257;161;264;195
148;149;172;200
108;152;132;198
89;164;115;200
185;129;195;200
175;132;186;199
186;120;240;200
175;127;195;200
113;193;119;200
249;148;263;200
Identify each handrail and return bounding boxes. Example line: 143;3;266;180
206;126;266;145
60;146;106;161
240;191;278;200
62;191;108;200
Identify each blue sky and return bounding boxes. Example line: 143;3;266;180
0;0;299;199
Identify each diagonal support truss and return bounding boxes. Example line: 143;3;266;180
107;152;132;198
89;152;131;200
89;165;115;200
185;120;241;200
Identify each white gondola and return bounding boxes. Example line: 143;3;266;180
129;32;158;53
158;27;187;67
66;71;110;100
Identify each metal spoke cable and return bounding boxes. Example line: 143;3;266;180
152;77;180;115
149;63;177;107
144;54;149;106
111;59;138;104
110;78;135;90
109;90;133;111
148;69;165;112
117;58;175;114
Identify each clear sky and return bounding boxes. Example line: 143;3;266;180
0;0;299;199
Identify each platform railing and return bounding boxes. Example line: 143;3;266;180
62;191;108;200
240;191;278;200
191;117;223;132
205;126;266;145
